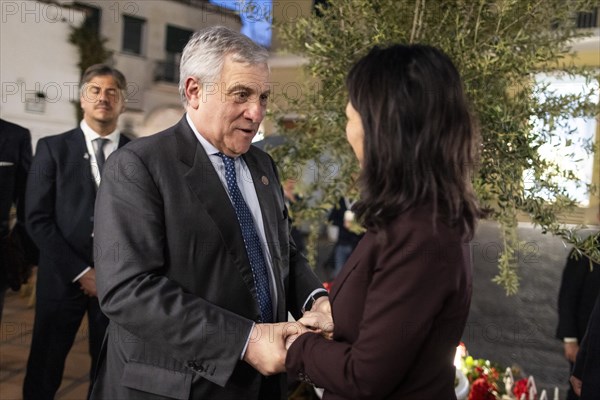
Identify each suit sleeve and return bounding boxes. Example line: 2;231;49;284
94;148;253;387
26;139;87;279
14;128;38;265
286;228;458;398
572;294;600;379
15;127;32;224
557;250;587;340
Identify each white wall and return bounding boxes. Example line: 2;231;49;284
72;0;241;134
0;0;84;147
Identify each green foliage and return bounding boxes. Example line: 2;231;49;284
273;0;600;294
68;23;112;121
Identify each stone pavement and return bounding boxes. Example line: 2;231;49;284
0;285;91;400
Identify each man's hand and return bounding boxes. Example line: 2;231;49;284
78;268;97;297
244;322;307;375
284;322;310;350
570;375;582;397
299;297;333;339
564;342;579;363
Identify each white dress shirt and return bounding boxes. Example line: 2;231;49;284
73;120;120;282
185;114;280;312
186;115;327;358
80;120;120;188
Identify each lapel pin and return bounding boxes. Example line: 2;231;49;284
261;176;269;185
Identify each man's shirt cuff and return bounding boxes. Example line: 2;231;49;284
301;289;329;313
72;267;91;282
240;322;256;360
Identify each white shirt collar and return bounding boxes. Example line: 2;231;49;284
80;119;120;144
185;113;229;158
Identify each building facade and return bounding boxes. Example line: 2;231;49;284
1;0;242;143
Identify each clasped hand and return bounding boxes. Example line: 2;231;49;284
243;297;333;376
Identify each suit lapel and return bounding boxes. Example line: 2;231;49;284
117;133;130;149
242;151;279;260
66;128;97;196
242;149;286;318
329;244;362;303
0;126;7;153
67;129;129;194
177;118;259;304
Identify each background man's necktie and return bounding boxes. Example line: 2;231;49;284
217;153;273;323
92;138;109;173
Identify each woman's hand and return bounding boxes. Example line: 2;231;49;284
299;297;334;339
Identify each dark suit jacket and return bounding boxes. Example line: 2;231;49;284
25;127;129;299
90;117;323;400
0;119;34;287
573;292;600;399
556;248;600;342
0;119;31;236
287;206;472;400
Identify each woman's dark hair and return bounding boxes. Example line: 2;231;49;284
347;44;481;238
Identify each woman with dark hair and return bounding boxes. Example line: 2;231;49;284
285;44;482;399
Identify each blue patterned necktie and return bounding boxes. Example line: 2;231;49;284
217;153;273;323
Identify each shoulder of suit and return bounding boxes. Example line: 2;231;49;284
114;128;177;162
38;127;82;143
248;143;268;156
247;144;276;166
385;205;463;243
1;119;31;139
125;128;174;147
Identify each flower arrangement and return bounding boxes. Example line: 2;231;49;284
456;344;559;400
463;356;504;400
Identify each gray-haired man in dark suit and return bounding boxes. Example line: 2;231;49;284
90;26;330;400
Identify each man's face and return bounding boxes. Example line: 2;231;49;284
80;75;125;129
187;56;270;157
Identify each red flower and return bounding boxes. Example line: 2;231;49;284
468;377;496;400
322;281;332;292
489;367;500;381
513;378;532;400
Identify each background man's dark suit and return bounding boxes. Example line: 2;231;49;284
0;119;35;319
90;117;323;400
573;292;600;399
557;248;600;399
23;127;129;398
557;250;600;342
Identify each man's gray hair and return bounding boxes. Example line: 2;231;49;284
178;26;270;106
